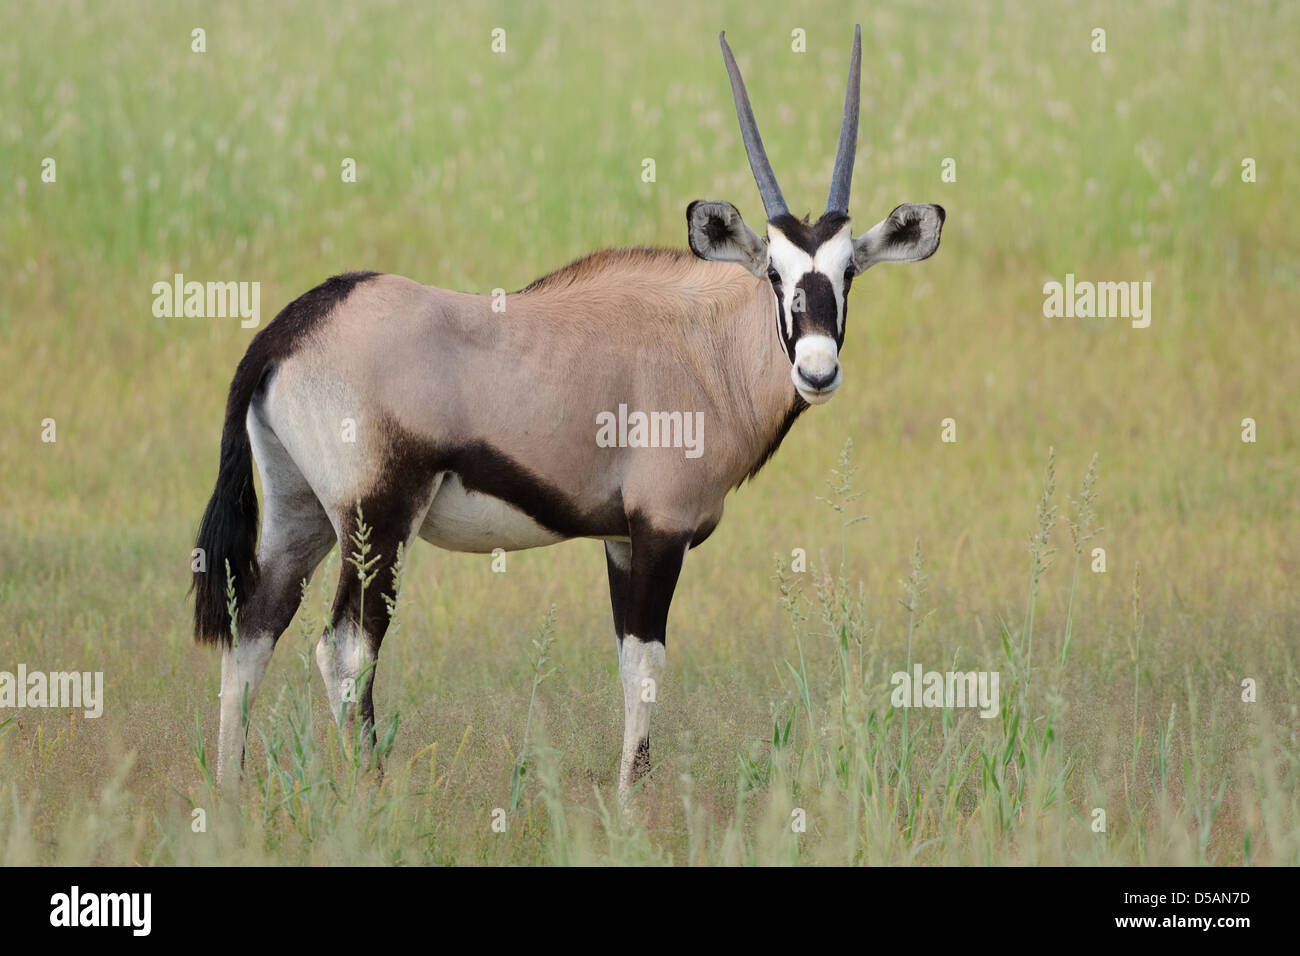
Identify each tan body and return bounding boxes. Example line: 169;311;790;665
265;252;798;551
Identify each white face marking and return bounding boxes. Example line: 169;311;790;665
766;228;810;338
812;227;855;334
792;334;842;404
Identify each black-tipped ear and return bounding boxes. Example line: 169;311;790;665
851;203;945;274
686;200;768;277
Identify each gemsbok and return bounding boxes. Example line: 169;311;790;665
193;26;945;800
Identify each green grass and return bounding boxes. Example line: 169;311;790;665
0;0;1296;864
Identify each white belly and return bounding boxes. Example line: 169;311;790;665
417;473;566;552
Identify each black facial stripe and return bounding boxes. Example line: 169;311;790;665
774;289;796;363
793;272;840;342
840;272;853;343
768;211;851;255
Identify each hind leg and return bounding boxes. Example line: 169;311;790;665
217;422;335;790
316;477;441;764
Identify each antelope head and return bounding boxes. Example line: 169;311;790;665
688;26;945;405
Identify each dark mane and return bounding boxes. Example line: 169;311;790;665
516;247;694;294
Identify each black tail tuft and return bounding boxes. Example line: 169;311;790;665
192;361;263;646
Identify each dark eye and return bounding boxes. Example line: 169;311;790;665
767;267;782;285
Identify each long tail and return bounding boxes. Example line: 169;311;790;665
192;355;265;646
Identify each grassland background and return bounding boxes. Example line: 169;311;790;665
0;0;1296;865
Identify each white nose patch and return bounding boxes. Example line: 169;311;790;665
792;334;842;404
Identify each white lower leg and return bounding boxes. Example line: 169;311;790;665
315;621;374;737
217;637;274;789
314;631;342;719
618;634;665;801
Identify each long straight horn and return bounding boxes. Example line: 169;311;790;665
825;24;862;216
719;31;788;220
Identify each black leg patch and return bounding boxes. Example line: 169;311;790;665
624;515;693;645
605;543;631;640
631;737;651;782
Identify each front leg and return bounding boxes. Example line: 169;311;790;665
616;519;692;803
